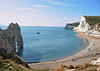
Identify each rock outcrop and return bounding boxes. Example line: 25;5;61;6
2;23;23;51
64;22;79;30
64;24;74;30
0;28;14;55
0;23;29;68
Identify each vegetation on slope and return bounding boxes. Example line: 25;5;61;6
0;59;50;71
55;63;98;71
72;22;80;27
65;22;79;28
0;48;29;68
0;59;29;71
0;48;50;71
74;63;98;71
84;16;100;26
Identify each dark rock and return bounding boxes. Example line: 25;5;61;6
2;23;23;51
0;23;29;68
36;32;40;34
0;30;14;54
64;22;79;30
64;24;74;30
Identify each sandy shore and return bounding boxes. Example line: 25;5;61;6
29;30;100;69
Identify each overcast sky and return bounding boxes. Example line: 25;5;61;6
0;0;100;26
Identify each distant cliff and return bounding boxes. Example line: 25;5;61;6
77;16;100;37
64;22;79;30
64;24;74;30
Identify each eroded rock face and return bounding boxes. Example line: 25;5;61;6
78;16;90;32
78;16;100;37
2;23;23;51
0;29;14;55
0;23;30;68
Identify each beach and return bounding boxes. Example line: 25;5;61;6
28;29;100;69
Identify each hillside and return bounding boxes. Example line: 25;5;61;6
84;16;100;26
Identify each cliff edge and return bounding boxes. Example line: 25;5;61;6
78;16;100;37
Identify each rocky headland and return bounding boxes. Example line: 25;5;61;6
0;23;29;71
64;22;79;30
2;23;23;51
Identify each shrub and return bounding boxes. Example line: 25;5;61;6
56;67;63;71
68;65;74;69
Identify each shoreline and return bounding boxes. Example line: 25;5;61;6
29;29;100;69
28;32;88;64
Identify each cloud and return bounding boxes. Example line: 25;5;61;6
0;0;78;26
64;17;80;23
44;0;74;7
32;5;49;8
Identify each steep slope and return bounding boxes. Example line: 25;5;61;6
2;23;23;51
0;23;29;69
78;16;100;37
84;16;100;26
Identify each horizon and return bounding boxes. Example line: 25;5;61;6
0;23;64;27
0;0;100;26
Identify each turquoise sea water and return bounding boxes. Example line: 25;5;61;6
0;26;87;63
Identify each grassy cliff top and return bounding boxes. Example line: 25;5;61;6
84;16;100;26
72;22;80;27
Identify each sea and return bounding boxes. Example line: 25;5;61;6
0;26;88;63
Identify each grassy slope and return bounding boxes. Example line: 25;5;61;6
84;16;100;26
72;22;80;27
56;63;98;71
0;58;49;71
74;64;98;71
0;49;50;71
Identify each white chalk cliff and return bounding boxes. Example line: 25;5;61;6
78;16;90;32
78;16;100;37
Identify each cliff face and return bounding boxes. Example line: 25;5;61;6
78;16;90;32
78;16;100;37
0;23;29;68
0;28;14;55
2;23;23;51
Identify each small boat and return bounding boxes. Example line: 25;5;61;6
36;32;40;34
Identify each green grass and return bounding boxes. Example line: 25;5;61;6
74;63;98;71
0;48;29;68
72;22;80;27
0;59;50;71
0;60;28;71
0;48;50;71
84;16;100;26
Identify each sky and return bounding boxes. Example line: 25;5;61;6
0;0;100;26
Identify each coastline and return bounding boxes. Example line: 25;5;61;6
29;29;100;69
